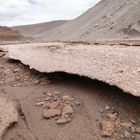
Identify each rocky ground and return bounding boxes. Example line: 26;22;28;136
0;50;140;140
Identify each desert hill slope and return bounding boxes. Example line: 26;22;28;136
12;0;140;41
0;26;23;41
37;0;140;41
13;20;67;38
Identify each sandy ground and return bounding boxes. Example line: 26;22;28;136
0;46;140;140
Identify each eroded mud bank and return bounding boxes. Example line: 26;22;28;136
0;42;140;96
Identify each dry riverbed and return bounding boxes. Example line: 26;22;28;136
0;44;140;140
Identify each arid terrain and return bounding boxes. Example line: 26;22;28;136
13;0;140;41
0;41;140;140
0;0;140;140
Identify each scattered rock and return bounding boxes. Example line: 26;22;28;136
135;127;140;134
131;120;136;125
46;92;53;97
75;101;81;106
13;69;19;73
55;116;71;124
34;80;40;84
121;122;133;129
62;95;74;101
105;105;111;111
101;120;115;137
99;109;104;113
131;127;135;133
62;105;73;115
43;109;61;119
37;92;79;125
15;76;20;80
35;101;45;106
106;113;118;121
44;97;52;101
46;100;60;109
123;130;131;138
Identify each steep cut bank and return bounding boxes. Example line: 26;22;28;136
13;20;67;38
0;26;23;41
0;42;140;97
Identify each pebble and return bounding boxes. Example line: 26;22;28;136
13;69;19;73
62;105;73;115
46;100;60;109
135;127;140;134
46;92;53;97
99;109;104;113
131;120;136;125
62;95;74;101
34;80;40;84
44;97;52;101
35;101;45;106
106;113;118;121
101;120;115;137
121;122;133;129
131;127;135;133
55;117;71;124
105;105;111;111
124;130;131;138
43;109;61;119
75;101;81;106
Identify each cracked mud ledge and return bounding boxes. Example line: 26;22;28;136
0;42;140;97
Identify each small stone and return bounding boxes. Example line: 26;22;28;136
55;117;71;124
131;120;136;125
120;134;124;138
101;120;115;137
99;109;104;113
34;80;40;84
43;109;61;119
35;101;45;106
46;100;60;109
106;113;118;121
121;122;133;129
62;106;73;115
46;92;53;97
62;95;74;101
44;97;52;101
16;76;20;80
105;105;111;111
124;130;131;138
13;69;19;73
75;101;81;106
135;127;140;134
131;127;135;133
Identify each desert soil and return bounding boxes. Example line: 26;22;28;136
0;48;140;140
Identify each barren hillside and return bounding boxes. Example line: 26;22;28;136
0;26;22;41
13;0;140;41
13;20;67;38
